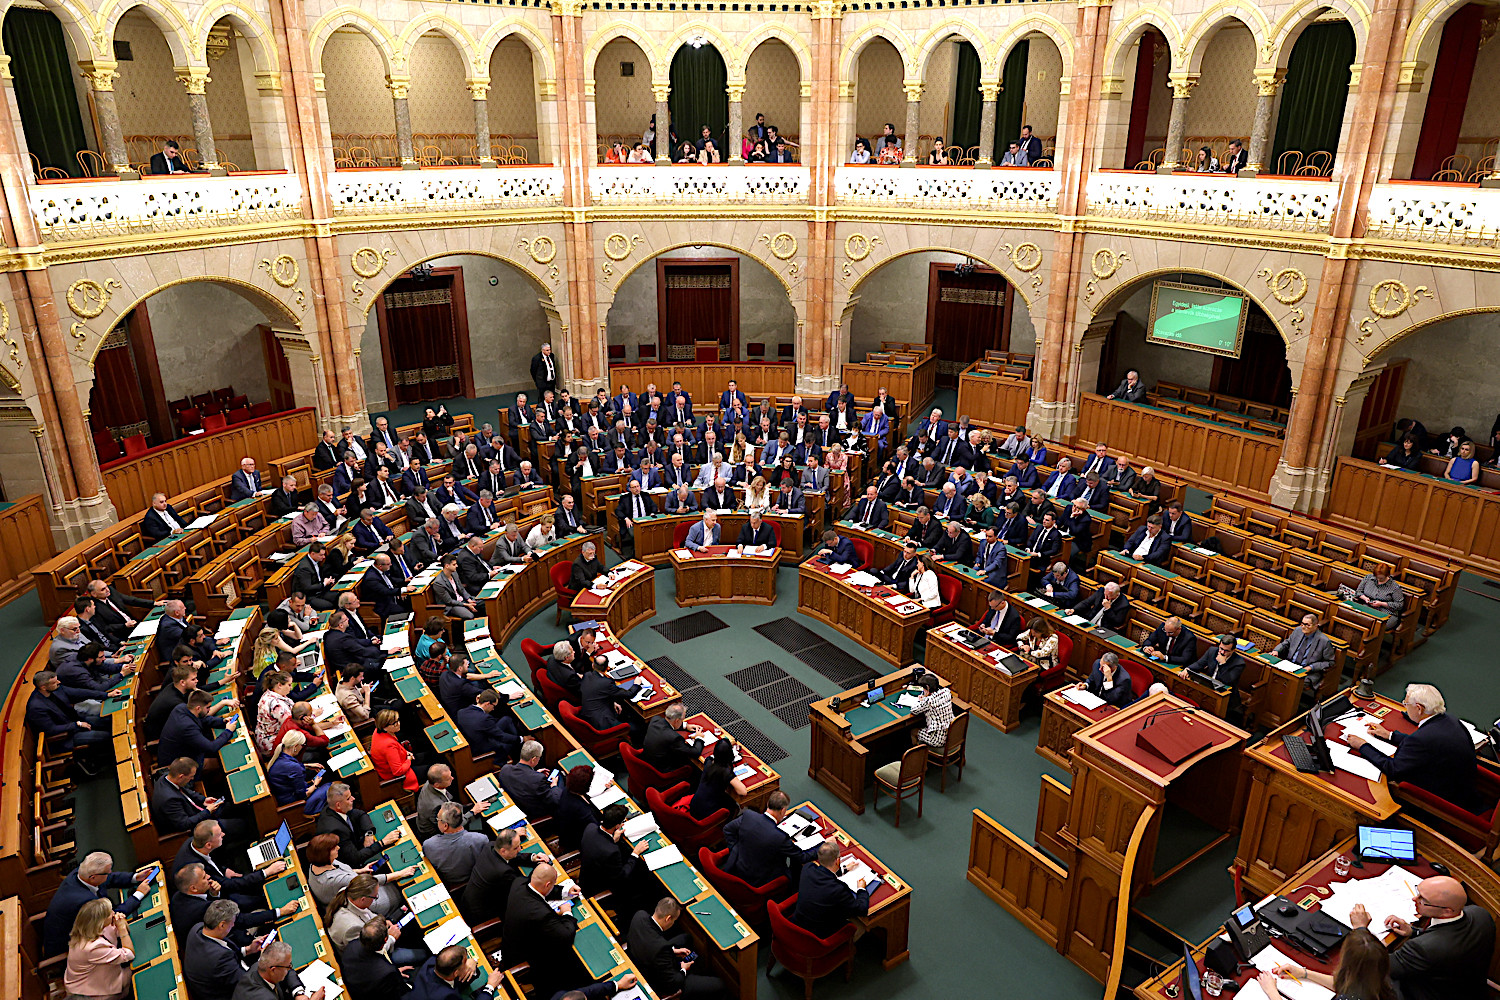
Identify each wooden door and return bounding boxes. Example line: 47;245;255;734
375;266;474;406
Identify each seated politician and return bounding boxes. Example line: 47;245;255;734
1075;651;1135;708
1139;616;1196;666
1066;581;1131;631
736;512;777;551
1036;561;1080;605
848;485;889;530
1119;515;1171;566
1183;634;1246;690
684;511;721;552
1346;683;1478;811
878;541;922;589
812;528;857;566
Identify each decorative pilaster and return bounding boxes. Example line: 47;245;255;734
1158;73;1198;172
1244;70;1284;176
901;80;923;166
726;82;745;163
468;79;496;166
652;83;671;164
387;76;418;169
176;66;226;175
976;80;1000;167
78;61;136;177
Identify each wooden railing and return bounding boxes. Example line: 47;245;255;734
607;362;796;406
842;353;938;412
0;497;55;604
956;362;1031;430
1103;806;1158;998
1075;394;1283;496
102;408;317;517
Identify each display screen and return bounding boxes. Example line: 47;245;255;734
1146;281;1248;358
1358;826;1417;862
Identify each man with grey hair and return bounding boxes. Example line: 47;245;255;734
1348;682;1477;809
267;475;302;518
642;701;704;771
531;342;557;396
545;640;583;699
360;552;408;620
42;850;151;955
500;739;563;817
415;762;490;840
457;534;502;593
461;826;549;924
1076;651;1134;708
183;899;257;999
569;540;605;591
315;781;398;866
494;521;532;565
313;482;345;526
291;503;329;545
237;939;323;1000
1067;580;1131;631
467;489;499;535
423;801;492;886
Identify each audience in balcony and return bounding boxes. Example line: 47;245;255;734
848;137;871;163
927;139;949;165
1224;139;1248;175
747;140;769;163
1019;125;1043;164
149;140;202;176
700;140;722;164
1000;141;1029;167
674;141;698;164
1446;440;1480;485
605;141;627;164
1432;426;1468;458
1380;434;1423;471
1190;146;1219;172
876;139;903;165
768;138;795;164
875;122;900;156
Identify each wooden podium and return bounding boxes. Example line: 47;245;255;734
968;692;1248;983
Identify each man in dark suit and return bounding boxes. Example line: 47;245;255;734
316;782;396;867
229;457;264;502
290;546;337;611
152;757;224;833
1222;138;1249;175
1347;683;1478;811
770;481;804;515
84;578;156;641
313;430;342;472
976;591;1023;645
1025;511;1065;566
972;527;1007;586
723;791;817;887
25;672;109;758
545;641;585;700
1119;516;1171;566
230;942;313;1000
500;742;564;818
792;840;872;938
1078;471;1112;512
170;863;286;949
904;507;942;550
812;529;859;566
324;609;385;678
170;820;284;904
641;704;703;771
332;454;364;498
436;657;490;719
554;496;583;536
159;692;237;769
1067;582;1131;631
1272;614;1336;690
340;918;411;1000
848;485;889;530
879;541;922;589
455;536;500;593
1106;370;1147;403
570;542;606;591
267;476;302;517
581;804;650;909
360;554;407;619
933;520;973;565
932;426;972;469
531;343;558;397
1162;502;1194;543
1076;652;1137;709
459;827;546;924
455;689;521;761
615;479;657;551
580;655;634;735
628;898;725;1000
1037;562;1080;605
700;478;735;512
1184;635;1247;691
502;865;582;996
149;139;199;174
736;512;777;551
1139;616;1196;667
183;901;255;1000
42;853;150;955
1345;874;1494;1000
142;492;190;542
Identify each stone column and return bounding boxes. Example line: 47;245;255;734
1244;70;1284;177
177;66;226;175
726;82;744;163
653;83;671;163
78;62;136;177
901;80;922;166
388;76;418;169
976;80;1000;167
1158;73;1197;173
469;79;496;166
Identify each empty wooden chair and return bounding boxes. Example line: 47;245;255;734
873;743;928;826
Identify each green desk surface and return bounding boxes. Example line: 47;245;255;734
426;721;463;752
395;674;427;702
371;804;405;839
228;606;257;620
226;765;266;803
102;694;131;716
560;749;590;771
384;839;423;872
133;956;180;998
279;912;328;967
656;860;706;901
1105;633;1137;649
127;912;171;966
1339;598;1392;621
513;700;550;730
220;739;254;773
387;663;418;681
206;665;237;688
843;702;900;738
573;921;622;978
136;881;166;912
405;871;441;896
685;893;752;948
265;871;305;912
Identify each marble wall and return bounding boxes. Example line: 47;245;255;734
140;282;275;405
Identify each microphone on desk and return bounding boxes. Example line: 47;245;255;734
1140;705;1198;729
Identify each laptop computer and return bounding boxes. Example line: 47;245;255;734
248;821;293;870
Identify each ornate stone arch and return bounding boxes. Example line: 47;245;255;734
992;16;1076;79
1102;8;1183;78
838;23;916;82
1404;0;1471;63
661;22;738;79
478;19;556;83
309;7;399;77
190;1;279;74
396;13;481;77
0;0;114;63
1269;0;1370;68
913;19;995;80
1181;7;1272;74
737;25;813;85
583;21;661;82
99;0;193;65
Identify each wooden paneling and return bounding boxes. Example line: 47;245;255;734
0;496;55;605
956;372;1031;430
1076;394;1283;496
102;408;318;516
967;809;1069;946
1326;457;1500;580
842;355;938;412
608;363;795;406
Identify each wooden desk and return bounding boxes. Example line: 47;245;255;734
125;867;186;1000
461;618;582;766
668;546;777;607
797;561;929;667
591;625;680;721
571;560;656;638
956;367;1032;431
808;666;962;814
685;713;781;812
1235;689;1408;899
1036;688;1119;768
628;512;805;568
796;800;913;968
925;622;1041;733
842;355;937;414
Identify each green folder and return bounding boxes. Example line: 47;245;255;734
101;694;131;717
220;739;254;773
133;956;180;999
684;893;750;948
843;702;897;738
426;722;464;752
394;674;427;702
228;606;256;621
279;912;328;967
384;839;423;872
416;898;451;927
655;860;706;901
371;804;405;839
559;749;590;771
572;921;622;979
1107;634;1138;649
265;871;305;912
128;911;171;966
512;700;550;730
226;765;266;803
387;663;418;681
404;871;440;896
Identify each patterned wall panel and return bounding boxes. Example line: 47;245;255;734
595;37;655;143
324;30;396;134
409;35;473;134
1025;37;1063;143
114;14;195;138
855;38;905;140
743;41;801;141
488;36;540;158
1183;25;1257;143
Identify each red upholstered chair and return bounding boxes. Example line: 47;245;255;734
672;521;694;549
645;782;730;856
213;386;235;405
203;413;228;432
848;537;874;571
636;343;657;360
550;562;578;625
122;434;148;457
1037;631;1073;693
226;406;251;424
767;522;783;549
521;638;549;677
608;344;626;361
699;846;788;926
929;574;962;627
176;407;201;434
227;394;249;411
1122;655;1153;700
620;742;694;797
93;429;121;463
777;343;794;360
746;343;766;359
557;700;630;759
537;672;572;713
249;401;275;418
1395;766;1500;861
766;894;855;999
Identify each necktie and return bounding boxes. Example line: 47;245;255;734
944;442;955;463
1292;634;1306;664
397;555;410;577
979;542;989;566
863;501;872;523
1037;529;1050;551
633;496;643;519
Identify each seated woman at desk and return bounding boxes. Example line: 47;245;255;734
1016;617;1059;672
370;709;420;791
908;555;943;609
825;443;852;508
965;492;998;530
266;730;328;813
557;764;603;852
1445;440;1480;485
744;474;773;512
773;454;800;491
306;832;412;915
909;672;954;748
1259;921;1393;1000
526;513;558;550
1379;435;1422;471
690;740;748;818
1074;651;1135;708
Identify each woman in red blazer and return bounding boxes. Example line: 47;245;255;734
369;709;419;791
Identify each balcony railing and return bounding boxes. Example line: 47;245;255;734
589;164;809;205
29;172;303;242
834;164;1058;213
329;165;564;216
1365;182;1500;245
1086;171;1334;234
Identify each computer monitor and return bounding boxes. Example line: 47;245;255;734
1358;825;1417;863
1304;698;1338;772
1179;942;1204;1000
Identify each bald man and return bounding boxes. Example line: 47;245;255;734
1349;874;1494;1000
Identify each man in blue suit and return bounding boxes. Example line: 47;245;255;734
859;408;889;456
432;475;478;511
662;484;698;515
995;502;1029;546
1079;442;1117;480
933;425;972;469
465;492;500;535
931;483;964;519
915;408;947;443
1162;502;1194;543
1026;511;1065;565
813;529;858;566
360;553;408;619
792;840;872;938
158;691;237;769
1041;456;1080;501
1037;562;1080;605
324;608;385;678
719;380;748;413
154;599;191;661
684;511;721;551
455;689;521;761
847;485;889;530
349;508;392;555
1348;683;1479;811
1119;516;1171;566
26;671;109;754
141;492;190;542
973;526;1008;586
42;852;151;955
630;459;664;491
1079;471;1112;512
770;481;804;515
228;457;263;502
723;792;818;887
402;456;433;496
1008;456;1040;489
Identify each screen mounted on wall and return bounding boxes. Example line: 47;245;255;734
1145;280;1248;359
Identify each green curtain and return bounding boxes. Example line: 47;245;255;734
668;45;728;157
1271;21;1356;166
951;42;982;152
4;8;90;177
994;41;1030;162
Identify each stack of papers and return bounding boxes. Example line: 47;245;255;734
380;632;407;652
422;917;471;952
622;813;658;842
838;859;879;892
1272;659;1302;673
674;549;694;559
309;694;340;720
188;513;219;530
485;804;527;831
587;768;615;797
883;594;908;607
1339;715;1395;756
407;883;452;913
497;680;527;700
1059;687;1106;710
327;747;364;771
1320;865;1421;932
298;959;344;1000
644;845;684;871
1328;743;1383;780
894;693;922;710
826;562;852;574
847;571;879;587
725;549;742;559
590;783;628;809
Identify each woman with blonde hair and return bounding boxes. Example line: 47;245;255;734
744;474;772;512
64;897;133;1000
267;729;328;813
325;533;357;579
526;512;557;550
326;874;425;965
825;443;851;509
729;431;750;465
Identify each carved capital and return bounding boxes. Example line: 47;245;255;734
979;79;1001;102
78;60;119;92
312;72;326;93
551;0;585;15
838;80;855;100
1396;61;1426;92
538;78;558;99
467;78;490;100
811;0;841;18
254;70;283;93
386;76;411;100
175;65;211;95
651;83;671;103
726;83;745;103
1253;68;1285;97
903;80;925;102
1167;72;1199;100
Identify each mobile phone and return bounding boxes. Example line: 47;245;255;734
143;864;161;883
